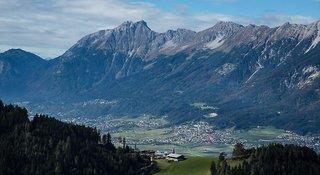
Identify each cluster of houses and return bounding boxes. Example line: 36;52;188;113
141;149;185;162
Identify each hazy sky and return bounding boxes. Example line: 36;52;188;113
0;0;319;58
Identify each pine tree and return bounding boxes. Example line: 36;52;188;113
219;152;226;162
210;161;217;175
102;134;108;145
107;133;112;145
233;143;246;157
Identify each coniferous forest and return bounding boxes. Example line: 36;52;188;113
211;143;320;175
1;100;320;175
0;100;153;175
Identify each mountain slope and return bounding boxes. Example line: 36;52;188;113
0;20;319;134
0;49;48;99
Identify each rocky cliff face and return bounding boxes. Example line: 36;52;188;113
1;20;319;134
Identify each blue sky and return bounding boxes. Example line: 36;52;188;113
0;0;319;58
145;0;320;17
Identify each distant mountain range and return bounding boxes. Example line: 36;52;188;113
1;20;319;134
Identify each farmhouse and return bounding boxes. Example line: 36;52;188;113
166;153;185;162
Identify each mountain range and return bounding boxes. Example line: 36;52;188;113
0;20;319;134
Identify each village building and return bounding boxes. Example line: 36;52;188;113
155;151;166;159
166;153;185;162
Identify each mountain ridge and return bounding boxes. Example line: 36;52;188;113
1;20;319;135
59;20;320;61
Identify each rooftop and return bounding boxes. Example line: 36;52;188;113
167;153;183;158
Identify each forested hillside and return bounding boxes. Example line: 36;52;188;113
0;100;153;175
211;143;320;175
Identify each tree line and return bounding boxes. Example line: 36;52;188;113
0;100;154;175
211;143;320;175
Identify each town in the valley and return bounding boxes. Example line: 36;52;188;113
59;114;320;155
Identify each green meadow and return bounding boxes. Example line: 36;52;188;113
154;157;217;175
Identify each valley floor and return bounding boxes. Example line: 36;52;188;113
154;157;217;175
62;115;320;156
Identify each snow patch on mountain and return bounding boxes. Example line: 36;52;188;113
186;53;195;60
206;112;218;118
305;32;320;53
160;40;177;51
128;50;134;57
178;45;190;52
205;35;224;49
298;66;320;89
191;102;218;111
216;63;236;75
143;62;155;70
246;61;264;83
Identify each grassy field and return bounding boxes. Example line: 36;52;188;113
113;128;169;139
112;125;287;156
154;157;217;175
234;126;285;143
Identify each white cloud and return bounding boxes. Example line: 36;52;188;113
257;14;317;26
0;0;318;58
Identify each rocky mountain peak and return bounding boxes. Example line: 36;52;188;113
214;21;243;28
270;21;320;43
116;20;151;32
195;21;243;45
135;20;148;27
210;21;244;35
62;20;320;62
